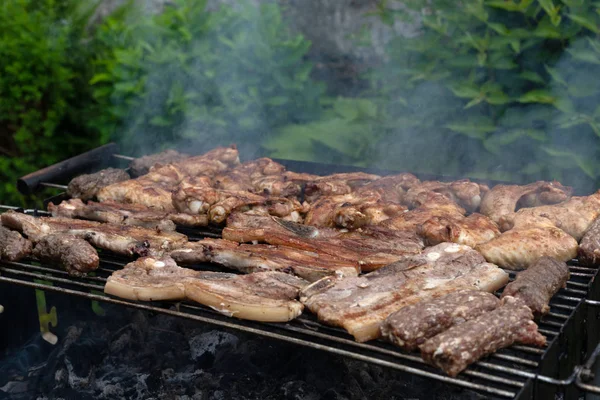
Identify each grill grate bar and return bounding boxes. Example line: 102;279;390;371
0;265;105;291
510;345;545;355
1;260;107;283
567;281;592;289
0;275;518;398
545;312;569;320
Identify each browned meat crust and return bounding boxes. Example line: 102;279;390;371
169;238;359;282
300;243;508;342
129;149;189;177
404;180;489;212
32;233;99;276
380;290;500;351
420;296;546;377
480;181;572;226
0;226;32;261
579;217;600;266
500;256;569;317
67;168;130;200
416;213;500;248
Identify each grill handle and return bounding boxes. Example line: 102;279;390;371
17;142;119;195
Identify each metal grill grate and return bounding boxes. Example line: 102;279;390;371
0;210;595;399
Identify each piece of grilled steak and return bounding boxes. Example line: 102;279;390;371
170;238;359;281
420;296;546;377
1;211;187;257
476;224;578;270
500;256;569;317
223;212;423;271
0;226;32;261
300;243;508;342
105;256;307;322
129;149;189;177
32;233;99;276
67;168;130;201
380;290;500;351
579;217;600;266
480;181;572;227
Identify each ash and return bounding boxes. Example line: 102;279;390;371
0;307;486;400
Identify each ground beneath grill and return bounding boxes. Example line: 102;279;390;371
0;305;487;400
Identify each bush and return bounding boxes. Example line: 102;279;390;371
0;0;103;205
267;0;600;192
89;0;325;156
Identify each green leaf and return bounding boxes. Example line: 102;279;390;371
567;47;600;64
518;89;556;104
544;65;567;86
519;71;545;84
445;116;496;139
89;73;113;85
567;13;600;33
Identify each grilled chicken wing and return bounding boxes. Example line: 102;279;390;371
480;181;572;226
500;191;600;240
417;213;500;248
381;193;465;232
304;172;380;202
476;223;578;270
129;149;189;177
404;180;489;212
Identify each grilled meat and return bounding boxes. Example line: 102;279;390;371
49;199;177;231
0;226;32;261
380;290;500;351
67;168;130;201
420;296;546;377
475;224;578;270
223;213;423;271
416;213;500;248
1;211;187;257
381;193;465;232
32;234;99;276
480;181;572;226
170;238;359;281
50;198;208;229
129;149;189;177
404;180;489;212
304;172;380;202
579;217;600;266
355;173;421;203
500;256;569;317
105;256;201;301
300;243;509;342
97;146;240;210
305;189;408;229
185;270;307;322
501;191;600;240
105;256;307;322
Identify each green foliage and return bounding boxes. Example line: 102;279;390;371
89;0;324;156
0;0;103;205
268;0;600;190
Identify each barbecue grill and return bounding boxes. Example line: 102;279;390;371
4;142;600;399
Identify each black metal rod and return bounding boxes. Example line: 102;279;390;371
17;142;118;195
0;276;518;398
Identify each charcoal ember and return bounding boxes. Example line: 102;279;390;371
188;331;238;364
279;381;320;400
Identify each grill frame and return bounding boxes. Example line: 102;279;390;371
6;146;600;399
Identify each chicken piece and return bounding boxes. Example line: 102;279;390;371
32;234;100;276
97;180;176;211
579;217;600;266
1;211;187;257
336;201;407;229
170;145;240;176
129;149;189;177
476;224;578;270
300;243;509;342
354;173;421;203
417;213;500;248
223;213;423;271
420;296;546;377
0;226;32;261
381;193;465;232
404;180;489;212
67;168;130;201
304;172;381;202
500;191;600;240
500;257;569;317
170;238;359;282
480;181;573;226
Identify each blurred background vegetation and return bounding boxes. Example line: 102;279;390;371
2;0;600;205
